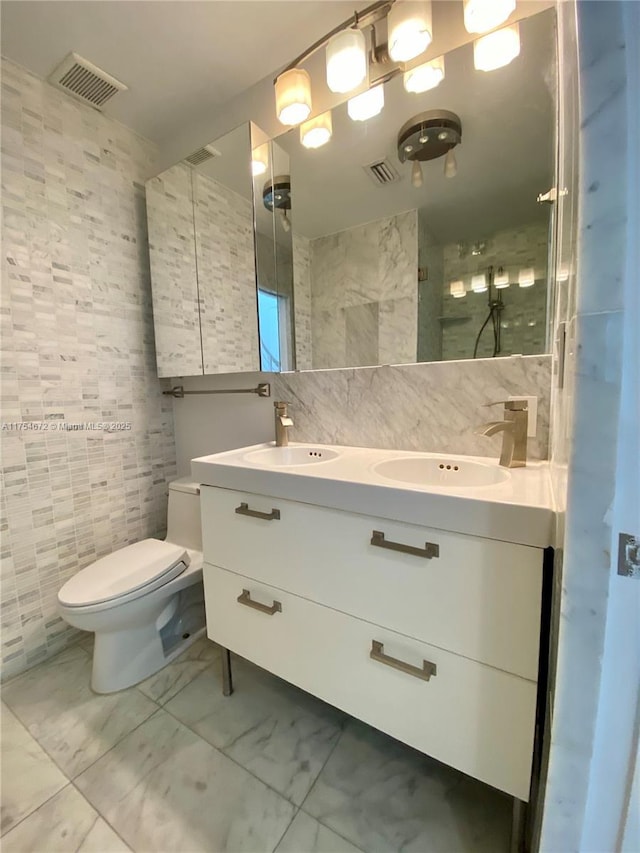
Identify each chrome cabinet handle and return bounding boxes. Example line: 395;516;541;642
370;640;437;682
371;530;439;559
235;502;281;521
237;589;282;616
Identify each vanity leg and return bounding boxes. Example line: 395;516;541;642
221;647;233;696
510;798;527;853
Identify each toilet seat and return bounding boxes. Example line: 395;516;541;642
58;539;190;610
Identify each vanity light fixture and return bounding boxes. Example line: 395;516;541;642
471;273;488;293
326;28;368;94
473;23;520;71
518;267;535;287
273;1;439;127
403;56;444;94
494;267;510;288
348;84;385;121
388;0;433;63
275;68;312;125
300;110;333;149
251;144;269;177
450;280;466;298
463;0;515;34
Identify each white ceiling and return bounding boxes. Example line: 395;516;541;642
0;0;365;142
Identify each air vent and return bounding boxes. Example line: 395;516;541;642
48;53;127;110
184;145;222;166
363;157;400;186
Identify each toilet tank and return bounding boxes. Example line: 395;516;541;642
165;478;202;552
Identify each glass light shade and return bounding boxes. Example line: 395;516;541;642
494;269;510;288
450;280;466;298
275;68;312;126
347;85;385;121
388;1;433;63
444;149;457;178
411;160;423;188
251;144;269;177
300;111;333;149
518;267;535;288
463;0;515;34
403;56;444;93
471;273;488;293
326;28;367;94
473;24;520;72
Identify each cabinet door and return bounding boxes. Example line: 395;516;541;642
201;485;543;680
194;123;259;374
146;163;202;377
146;123;260;377
204;562;537;801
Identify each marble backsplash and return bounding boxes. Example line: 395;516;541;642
273;354;552;460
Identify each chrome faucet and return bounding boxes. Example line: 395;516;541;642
274;401;293;447
475;400;529;468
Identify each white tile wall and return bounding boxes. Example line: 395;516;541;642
309;211;418;369
0;58;177;679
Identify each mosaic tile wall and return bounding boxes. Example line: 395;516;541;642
309;211;418;369
146;163;202;377
440;221;550;360
193;172;259;375
0;58;177;679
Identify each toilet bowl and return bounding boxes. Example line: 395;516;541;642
58;478;205;694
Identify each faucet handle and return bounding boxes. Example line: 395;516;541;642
483;400;528;411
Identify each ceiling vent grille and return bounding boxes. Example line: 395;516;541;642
48;53;127;110
363;157;401;186
184;145;222;166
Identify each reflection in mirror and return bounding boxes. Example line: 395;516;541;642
146;123;259;377
252;124;296;371
192;123;259;374
147;162;201;377
263;9;556;371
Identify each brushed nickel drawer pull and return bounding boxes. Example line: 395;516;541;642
235;502;281;521
371;530;439;559
370;640;437;681
237;589;282;615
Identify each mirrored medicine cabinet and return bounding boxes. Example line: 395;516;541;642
145;6;557;378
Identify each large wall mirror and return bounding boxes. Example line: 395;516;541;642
260;8;556;371
146;123;260;377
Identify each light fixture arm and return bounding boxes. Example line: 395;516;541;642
274;0;395;84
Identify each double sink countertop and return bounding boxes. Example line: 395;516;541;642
192;442;555;548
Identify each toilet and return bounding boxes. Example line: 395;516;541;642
57;478;205;694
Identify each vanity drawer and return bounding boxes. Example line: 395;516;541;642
204;563;537;801
201;486;543;680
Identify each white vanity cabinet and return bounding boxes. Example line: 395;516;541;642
201;484;545;803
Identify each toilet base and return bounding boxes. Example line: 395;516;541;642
90;586;206;694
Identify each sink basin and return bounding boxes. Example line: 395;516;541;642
243;445;341;468
373;456;510;488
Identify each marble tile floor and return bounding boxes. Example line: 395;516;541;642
1;636;511;853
